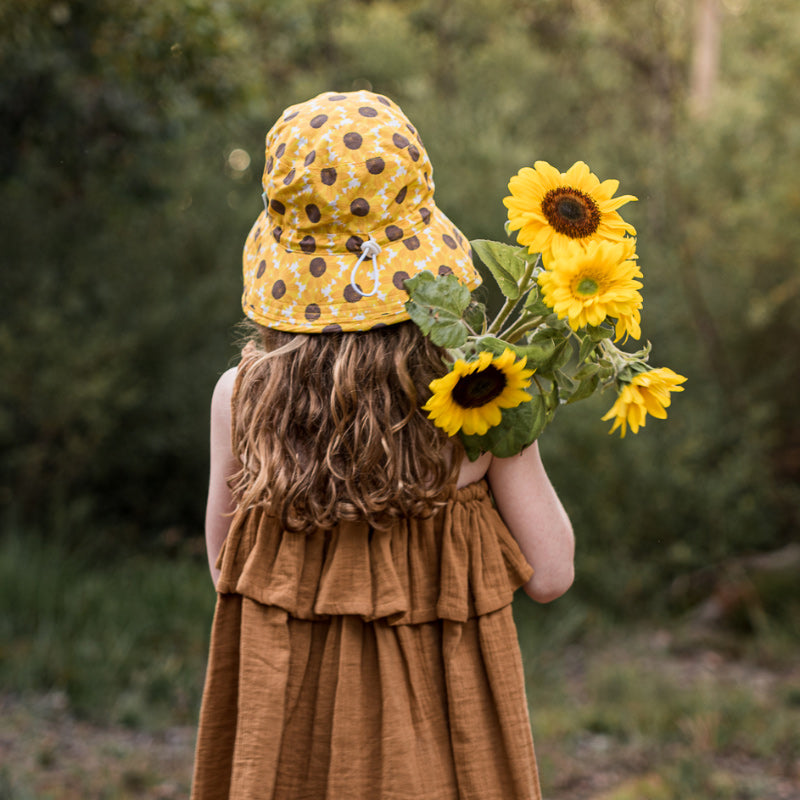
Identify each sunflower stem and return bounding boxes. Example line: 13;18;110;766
499;314;547;343
486;255;539;336
485;295;521;337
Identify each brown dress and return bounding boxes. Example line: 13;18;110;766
191;481;542;800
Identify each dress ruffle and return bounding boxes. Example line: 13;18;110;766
215;480;533;624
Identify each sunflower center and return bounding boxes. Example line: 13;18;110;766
541;187;601;239
452;365;507;409
575;277;600;296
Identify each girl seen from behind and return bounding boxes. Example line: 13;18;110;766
192;90;574;800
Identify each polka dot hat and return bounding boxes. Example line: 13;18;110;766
242;90;481;333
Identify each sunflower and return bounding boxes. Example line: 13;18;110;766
601;368;687;437
423;349;534;437
504;160;637;257
537;238;643;339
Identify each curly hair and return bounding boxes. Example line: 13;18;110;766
229;321;461;533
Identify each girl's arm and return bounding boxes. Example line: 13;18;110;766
205;367;240;588
488;441;575;603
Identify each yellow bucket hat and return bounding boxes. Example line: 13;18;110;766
242;90;481;332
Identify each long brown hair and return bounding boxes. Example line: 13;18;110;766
230;321;461;533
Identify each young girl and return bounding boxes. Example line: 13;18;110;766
192;91;574;800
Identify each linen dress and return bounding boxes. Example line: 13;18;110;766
192;447;542;799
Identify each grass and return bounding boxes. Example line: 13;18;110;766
0;528;215;729
513;595;800;799
1;530;798;798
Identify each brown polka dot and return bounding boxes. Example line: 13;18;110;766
283;169;295;185
344;284;363;303
305;204;321;223
343;132;363;150
358;106;378;117
310;114;328;129
403;236;420;251
423;171;430;187
266;156;274;174
272;280;286;299
304;150;316;166
376;96;392;107
406;123;416;134
395;186;407;204
392;133;410;149
253;227;261;239
419;207;431;225
392;270;410;289
275;143;286;158
370;322;388;330
305;303;321;321
300;235;316;254
346;235;364;253
438;264;453;276
283;111;299;121
328;94;347;101
442;234;457;249
309;257;327;277
269;199;286;215
257;259;267;278
350;198;370;217
453;229;464;245
407;144;420;162
322;323;343;333
272;227;282;242
366;157;385;175
385;225;404;241
321;168;337;185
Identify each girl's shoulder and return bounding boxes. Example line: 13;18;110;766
211;366;238;412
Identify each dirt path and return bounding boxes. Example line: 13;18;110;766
0;692;194;799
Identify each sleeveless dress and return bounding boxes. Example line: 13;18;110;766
191;478;543;800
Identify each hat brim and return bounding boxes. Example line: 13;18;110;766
242;204;481;333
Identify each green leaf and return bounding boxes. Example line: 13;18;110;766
578;335;599;363
567;374;600;404
404;271;472;348
553;369;577;393
459;394;548;458
404;271;471;314
471;239;530;298
476;335;514;356
464;300;487;333
475;335;557;370
538;339;571;374
573;361;600;381
406;302;469;348
586;324;615;341
523;286;552;317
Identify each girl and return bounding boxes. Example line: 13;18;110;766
192;91;574;800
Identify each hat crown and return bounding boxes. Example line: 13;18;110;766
242;90;480;333
262;91;435;255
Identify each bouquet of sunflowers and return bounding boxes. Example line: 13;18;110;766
405;160;686;460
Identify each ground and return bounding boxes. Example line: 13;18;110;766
2;625;798;800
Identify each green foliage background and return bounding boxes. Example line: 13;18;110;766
2;0;798;611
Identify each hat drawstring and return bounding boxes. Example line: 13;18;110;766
261;191;269;215
350;236;382;297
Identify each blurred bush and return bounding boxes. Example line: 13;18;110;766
1;0;797;608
